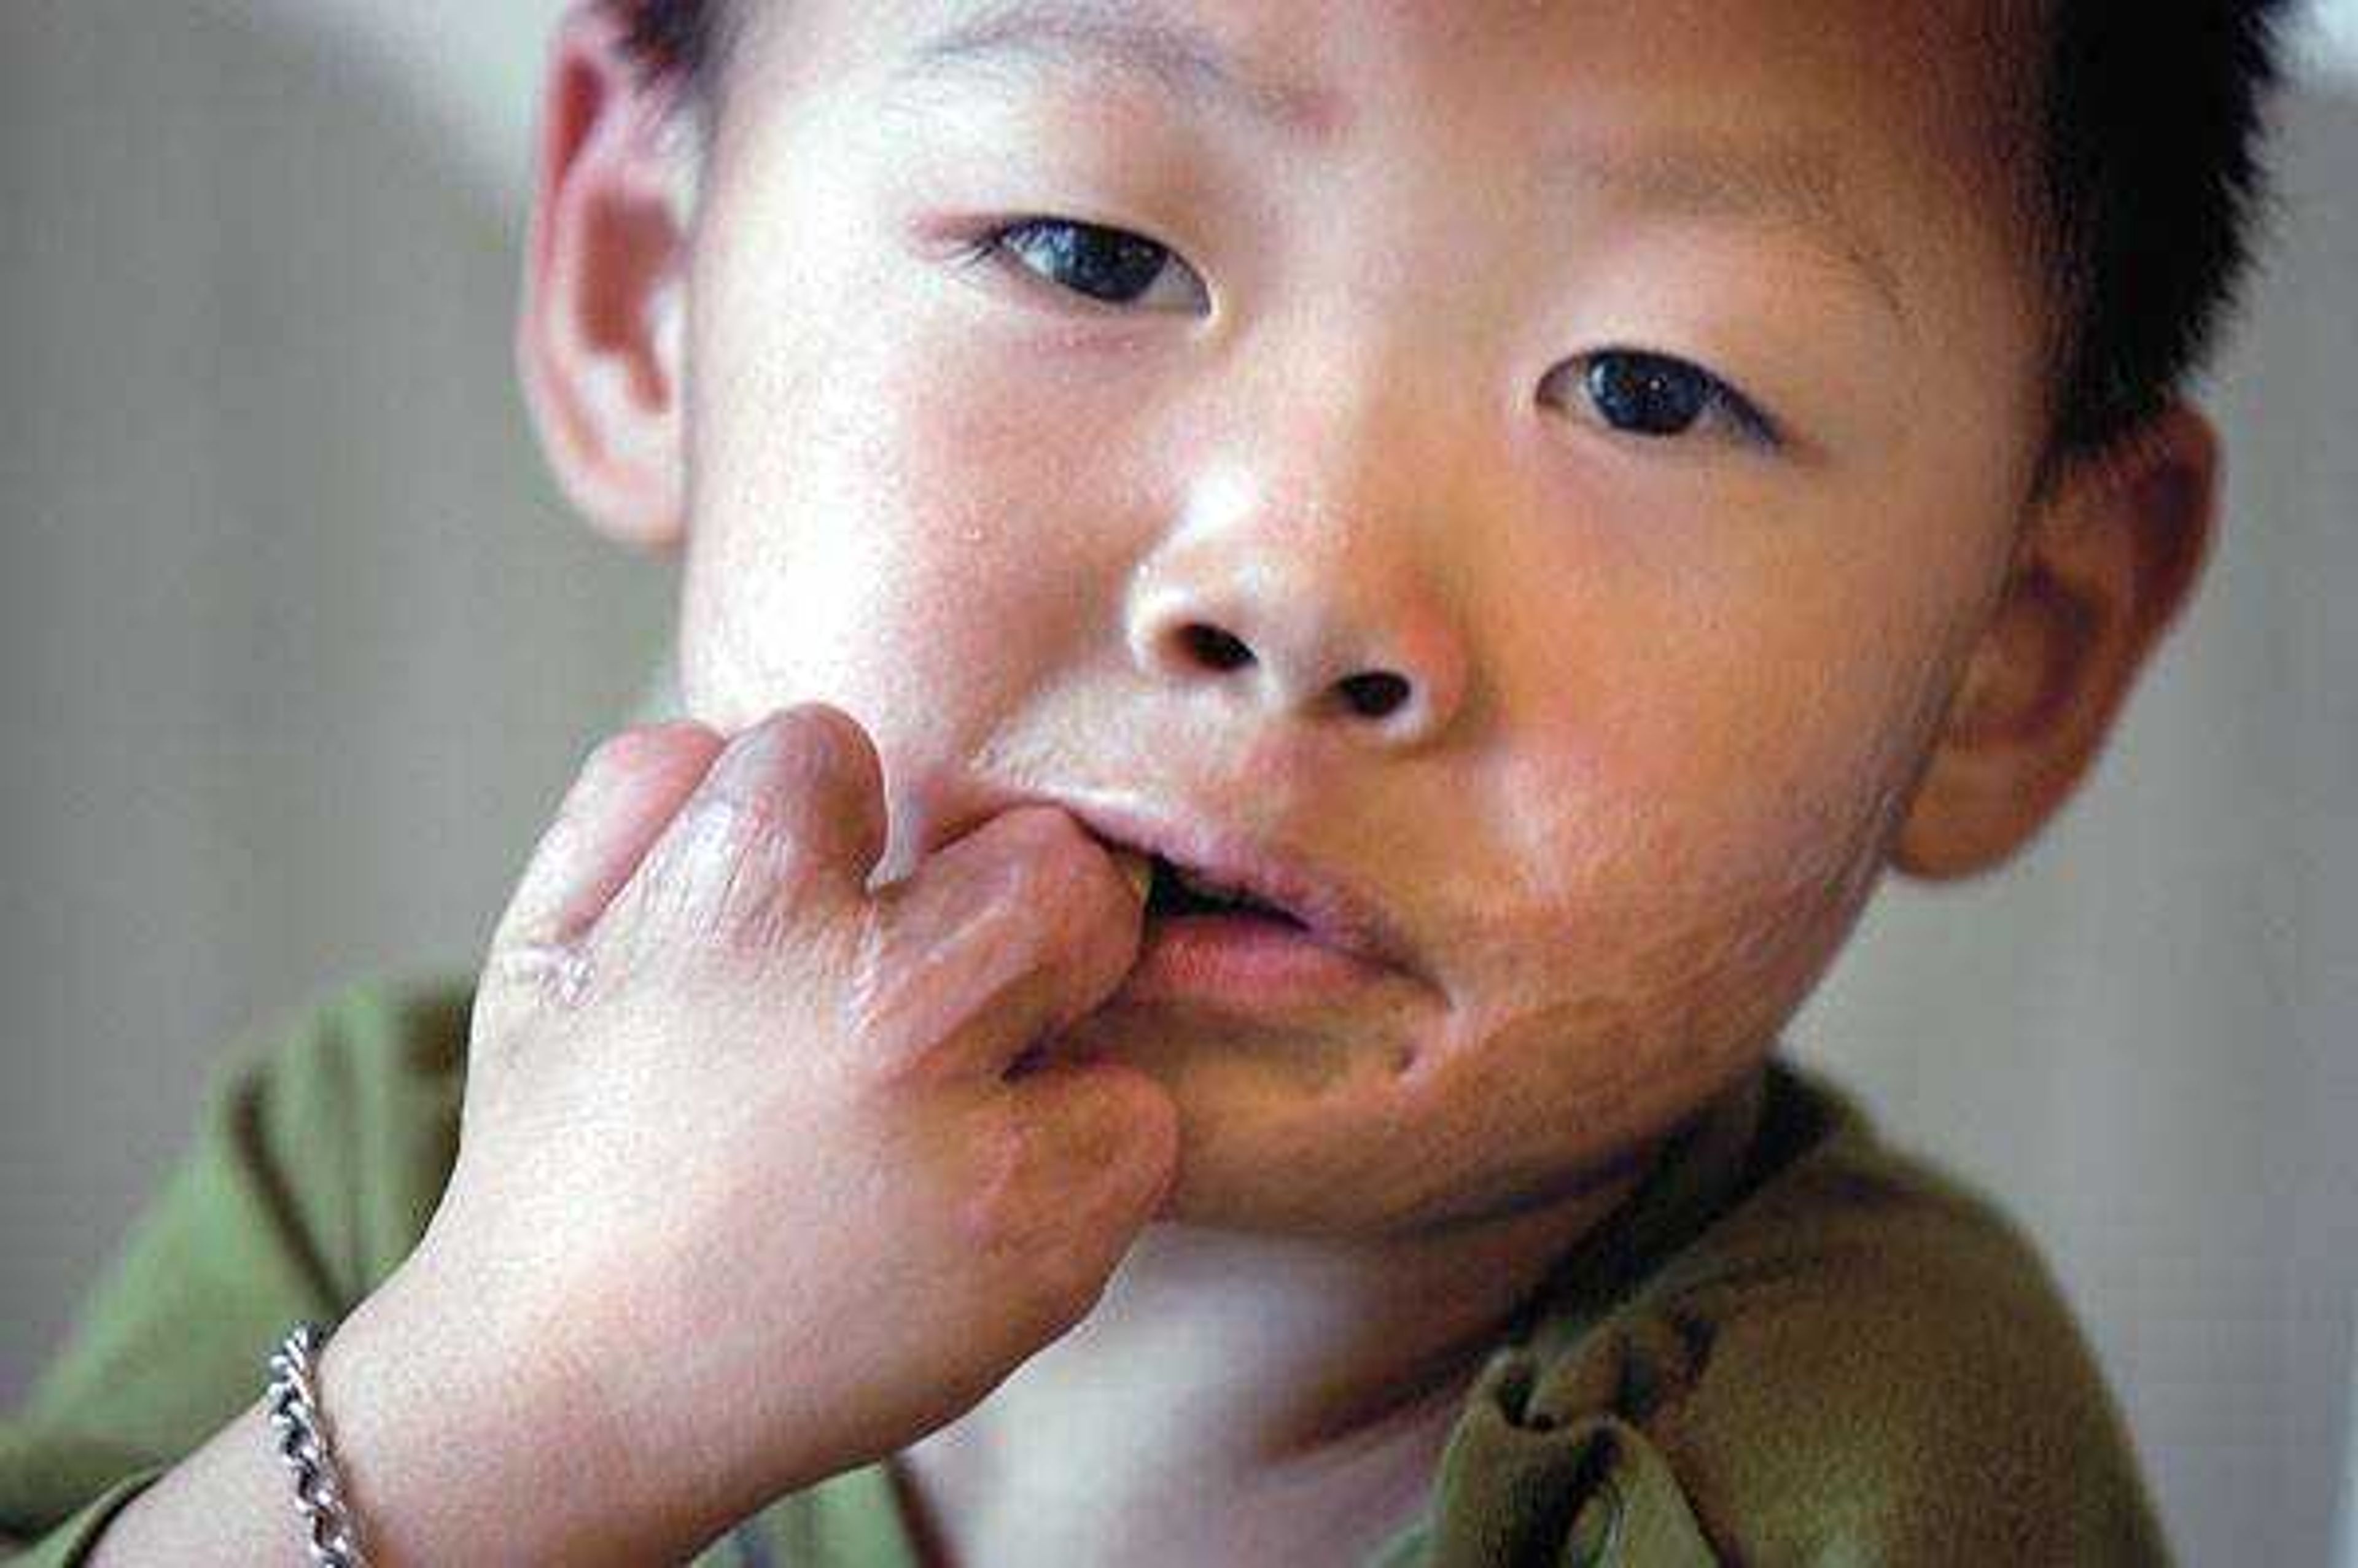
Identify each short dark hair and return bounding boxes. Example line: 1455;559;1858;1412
606;0;2293;467
614;0;732;104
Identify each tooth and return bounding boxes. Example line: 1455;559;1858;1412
1113;852;1154;903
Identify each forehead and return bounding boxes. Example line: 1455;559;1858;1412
728;0;2038;354
771;0;2020;168
790;10;2009;201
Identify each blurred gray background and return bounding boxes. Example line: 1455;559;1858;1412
3;2;2353;1561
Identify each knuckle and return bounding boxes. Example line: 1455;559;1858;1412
954;1122;1053;1278
758;704;882;801
684;782;791;845
484;939;600;1014
607;799;739;936
584;719;714;783
644;796;826;948
959;1115;1068;1238
1010;1262;1097;1345
990;1206;1103;1340
694;708;881;846
652;788;771;882
709;829;824;952
962;1089;1153;1337
1025;1224;1119;1335
773;701;873;761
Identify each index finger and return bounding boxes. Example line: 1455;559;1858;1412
489;721;726;958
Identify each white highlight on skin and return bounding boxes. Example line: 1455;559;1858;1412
497;941;597;1010
1175;461;1263;541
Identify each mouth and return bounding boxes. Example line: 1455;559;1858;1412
1142;853;1312;930
1054;804;1418;1010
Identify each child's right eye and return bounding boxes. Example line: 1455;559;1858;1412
970;217;1210;314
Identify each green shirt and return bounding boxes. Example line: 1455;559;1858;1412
1;977;2167;1564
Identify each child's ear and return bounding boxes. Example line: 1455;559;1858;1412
1891;402;2219;880
517;4;697;554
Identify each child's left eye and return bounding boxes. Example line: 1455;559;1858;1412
1544;349;1782;449
974;217;1210;313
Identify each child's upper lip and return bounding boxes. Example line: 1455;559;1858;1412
1048;795;1423;980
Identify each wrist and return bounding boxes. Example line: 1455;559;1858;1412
316;1262;723;1567
264;1324;367;1565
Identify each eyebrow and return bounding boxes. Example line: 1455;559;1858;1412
892;0;1336;137
892;2;1907;327
1551;138;1910;324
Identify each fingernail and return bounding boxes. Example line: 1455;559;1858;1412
1114;851;1154;904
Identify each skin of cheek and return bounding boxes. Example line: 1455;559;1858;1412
679;366;1013;726
679;227;1161;883
1353;576;1992;1235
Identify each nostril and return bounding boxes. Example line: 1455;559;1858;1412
1337;671;1413;720
1181;623;1256;673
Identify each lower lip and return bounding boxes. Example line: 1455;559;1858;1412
1120;912;1390;1009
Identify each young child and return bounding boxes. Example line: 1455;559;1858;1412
0;1;2294;1562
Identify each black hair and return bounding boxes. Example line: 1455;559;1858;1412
615;0;732;104
607;0;2294;467
2037;1;2292;454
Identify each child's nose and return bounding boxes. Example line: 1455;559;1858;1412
1121;482;1471;749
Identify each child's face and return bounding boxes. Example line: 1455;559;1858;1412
581;2;2083;1232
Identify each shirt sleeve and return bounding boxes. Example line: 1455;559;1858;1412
0;977;470;1564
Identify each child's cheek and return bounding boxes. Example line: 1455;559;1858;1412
1395;631;1961;1201
679;314;1111;732
1376;833;1878;1221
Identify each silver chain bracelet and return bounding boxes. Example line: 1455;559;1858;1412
265;1321;372;1567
